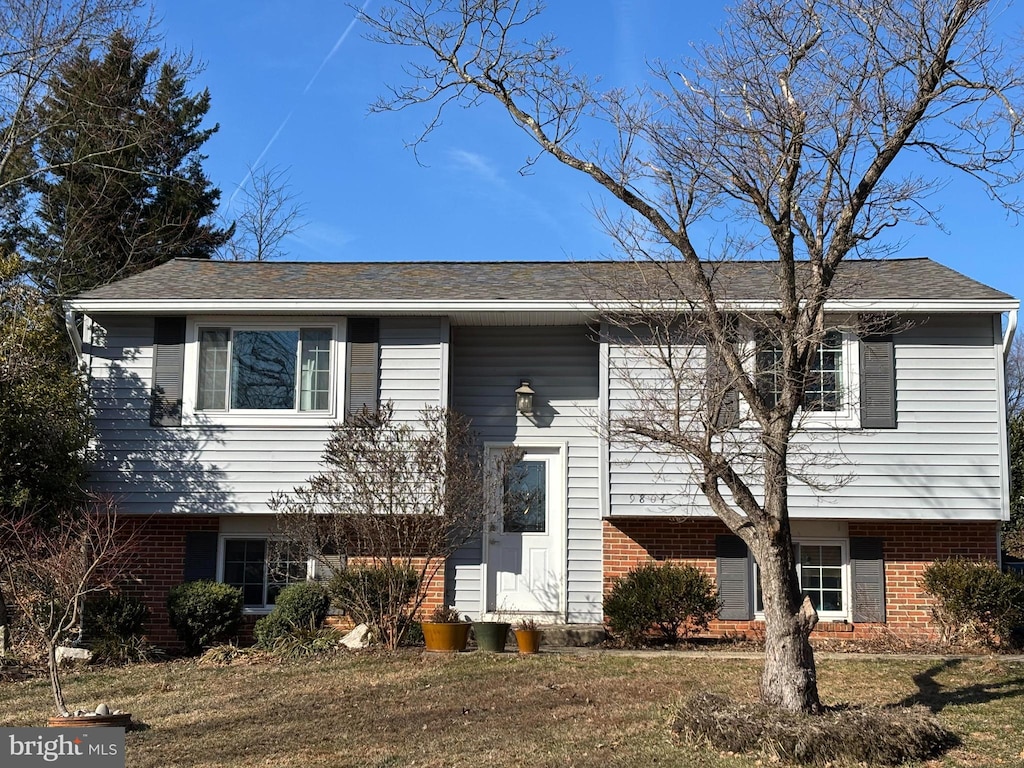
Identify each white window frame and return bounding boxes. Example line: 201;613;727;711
753;537;850;622
743;327;861;430
181;316;345;426
216;534;317;614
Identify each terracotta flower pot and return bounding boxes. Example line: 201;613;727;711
514;628;543;654
422;621;470;652
46;713;132;728
472;621;511;652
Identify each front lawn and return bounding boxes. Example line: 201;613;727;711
2;652;1023;767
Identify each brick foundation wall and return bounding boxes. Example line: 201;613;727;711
119;517;450;649
343;556;447;621
604;517;1000;641
118;515;220;649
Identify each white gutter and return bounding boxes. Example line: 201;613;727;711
64;308;84;367
1003;308;1018;359
67;297;1022;315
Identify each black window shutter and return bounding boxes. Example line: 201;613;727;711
183;531;218;582
346;318;380;415
860;337;896;428
850;537;886;623
716;535;752;620
150;317;186;427
707;349;740;430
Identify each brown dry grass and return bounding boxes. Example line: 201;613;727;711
1;651;1023;767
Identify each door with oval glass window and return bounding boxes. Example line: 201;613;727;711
485;447;565;617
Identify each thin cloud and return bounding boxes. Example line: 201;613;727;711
292;220;357;258
448;148;505;187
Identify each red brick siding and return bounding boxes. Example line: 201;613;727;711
603;517;1000;641
121;518;450;649
117;515;220;648
346;555;447;619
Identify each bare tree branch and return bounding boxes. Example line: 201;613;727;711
221;164;306;262
364;0;1022;714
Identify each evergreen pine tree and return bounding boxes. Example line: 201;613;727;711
29;31;230;298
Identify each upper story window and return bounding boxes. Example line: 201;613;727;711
756;329;844;412
196;327;331;412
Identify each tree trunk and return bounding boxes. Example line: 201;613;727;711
758;541;821;713
48;642;69;717
755;426;822;714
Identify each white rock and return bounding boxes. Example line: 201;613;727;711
95;703;110;716
55;646;92;665
341;623;371;649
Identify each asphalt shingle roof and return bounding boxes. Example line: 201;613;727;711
74;257;1014;303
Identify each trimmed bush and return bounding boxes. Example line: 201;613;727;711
253;613;291;649
329;565;420;646
674;693;957;765
921;558;1024;647
254;582;331;649
166;581;243;655
604;562;719;646
84;591;151;663
272;581;331;628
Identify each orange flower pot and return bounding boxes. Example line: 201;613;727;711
514;628;543;654
422;621;470;652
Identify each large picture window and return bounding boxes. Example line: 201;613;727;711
197;327;331;412
757;330;844;412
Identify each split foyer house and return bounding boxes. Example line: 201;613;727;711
68;257;1018;645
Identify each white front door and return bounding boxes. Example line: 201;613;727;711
485;447;565;617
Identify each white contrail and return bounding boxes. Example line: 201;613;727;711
228;111;294;206
304;0;371;94
227;0;372;208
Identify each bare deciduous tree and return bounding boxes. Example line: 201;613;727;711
0;499;138;717
363;0;1023;712
222;164;306;262
271;404;506;649
0;0;144;199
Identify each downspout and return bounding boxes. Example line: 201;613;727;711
1003;308;1018;360
64;307;84;368
64;307;90;645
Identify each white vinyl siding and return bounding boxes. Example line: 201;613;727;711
607;314;1006;520
448;326;602;623
86;315;444;515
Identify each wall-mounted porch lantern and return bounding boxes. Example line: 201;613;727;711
515;379;535;416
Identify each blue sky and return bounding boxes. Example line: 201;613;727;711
154;1;1023;302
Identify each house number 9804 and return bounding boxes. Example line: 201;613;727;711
628;494;668;504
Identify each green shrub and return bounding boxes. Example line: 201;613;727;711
921;558;1024;647
253;613;291;649
272;581;331;628
604;562;719;646
84;591;152;663
253;582;331;649
329;565;420;647
166;581;243;655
